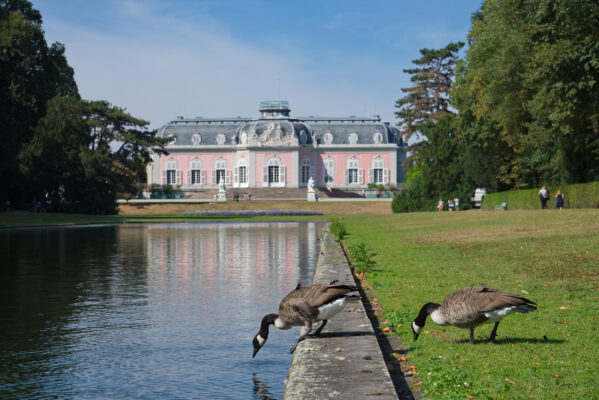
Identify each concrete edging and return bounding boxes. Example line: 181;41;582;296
283;232;399;399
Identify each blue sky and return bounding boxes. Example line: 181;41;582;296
33;0;482;129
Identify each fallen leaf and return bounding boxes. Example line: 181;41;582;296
411;381;422;386
521;290;529;294
335;347;343;352
334;356;346;361
383;327;390;332
466;394;474;399
505;378;516;385
559;306;568;310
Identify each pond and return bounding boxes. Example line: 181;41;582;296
0;222;326;399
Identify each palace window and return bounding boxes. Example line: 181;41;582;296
164;158;181;185
323;157;335;184
188;158;205;185
262;155;286;187
234;158;248;187
345;157;363;184
300;157;312;185
370;156;388;184
213;158;230;185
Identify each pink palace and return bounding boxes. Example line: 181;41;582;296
147;101;406;193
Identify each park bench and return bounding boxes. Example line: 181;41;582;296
495;202;507;211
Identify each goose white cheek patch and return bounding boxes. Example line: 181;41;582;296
256;335;265;346
412;322;422;334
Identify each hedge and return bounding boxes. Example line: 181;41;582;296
481;182;599;210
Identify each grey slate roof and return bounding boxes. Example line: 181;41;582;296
157;104;404;147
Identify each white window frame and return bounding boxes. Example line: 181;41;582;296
370;156;388;184
163;158;181;185
300;157;312;187
187;158;205;185
345;156;363;185
234;157;249;188
212;158;230;185
262;155;286;188
323;157;335;184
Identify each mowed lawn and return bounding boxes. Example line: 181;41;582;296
342;209;599;400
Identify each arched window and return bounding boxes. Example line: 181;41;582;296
234;157;248;187
300;157;312;185
188;158;205;185
345;156;363;184
213;158;230;185
164;158;181;185
370;156;388;184
262;155;286;187
323;157;335;184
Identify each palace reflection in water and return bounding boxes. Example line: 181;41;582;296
0;222;325;399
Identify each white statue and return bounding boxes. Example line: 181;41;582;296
217;177;226;202
218;177;226;192
307;176;314;192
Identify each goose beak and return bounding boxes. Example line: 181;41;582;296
252;334;265;358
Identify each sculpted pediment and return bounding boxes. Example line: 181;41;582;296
249;122;298;146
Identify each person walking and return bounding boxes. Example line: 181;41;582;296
454;197;460;211
448;198;454;212
437;199;444;212
539;186;549;209
555;190;565;210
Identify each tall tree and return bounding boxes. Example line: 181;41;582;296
395;42;464;142
453;0;599;188
0;0;78;209
19;98;170;214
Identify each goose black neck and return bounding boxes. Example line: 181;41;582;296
260;313;278;337
415;302;440;327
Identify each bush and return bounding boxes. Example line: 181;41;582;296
481;181;599;210
329;217;348;241
347;242;377;274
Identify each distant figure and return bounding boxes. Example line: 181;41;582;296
555;190;564;210
448;198;454;211
362;188;366;199
539;186;549;209
234;191;239;202
327;183;332;192
454;197;460;211
213;194;218;204
248;193;252;201
437;199;444;212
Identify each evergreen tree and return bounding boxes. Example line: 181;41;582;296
395;42;464;142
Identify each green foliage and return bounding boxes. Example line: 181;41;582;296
391;115;473;213
453;0;599;188
481;182;599;210
328;217;347;241
347;242;377;274
0;0;79;209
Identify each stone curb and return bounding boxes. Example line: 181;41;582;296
283;232;399;400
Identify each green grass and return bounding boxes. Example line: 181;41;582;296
342;209;599;399
0;212;328;227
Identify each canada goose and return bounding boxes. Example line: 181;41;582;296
411;286;537;344
252;280;358;357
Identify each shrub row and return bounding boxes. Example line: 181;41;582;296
481;182;599;210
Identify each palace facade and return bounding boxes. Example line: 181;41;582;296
147;101;406;192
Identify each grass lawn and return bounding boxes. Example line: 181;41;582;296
342;209;599;399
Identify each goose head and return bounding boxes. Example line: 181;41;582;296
252;313;277;358
412;302;440;341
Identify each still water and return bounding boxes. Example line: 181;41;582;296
0;222;325;399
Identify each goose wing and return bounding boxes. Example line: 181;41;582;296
451;286;536;313
278;283;356;322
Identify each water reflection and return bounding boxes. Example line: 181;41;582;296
0;222;325;399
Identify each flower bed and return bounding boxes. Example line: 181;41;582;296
176;210;324;217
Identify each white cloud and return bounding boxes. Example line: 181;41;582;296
41;0;403;129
